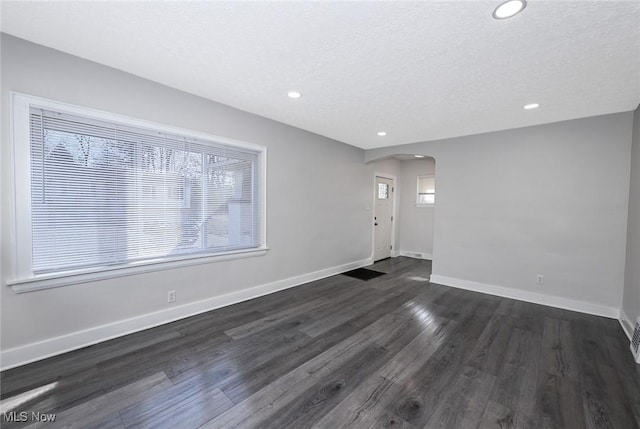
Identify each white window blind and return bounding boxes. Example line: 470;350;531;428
28;107;262;275
417;175;435;205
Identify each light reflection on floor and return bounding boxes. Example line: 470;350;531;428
0;381;59;413
405;301;438;334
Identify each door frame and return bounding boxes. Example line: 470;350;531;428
372;172;398;261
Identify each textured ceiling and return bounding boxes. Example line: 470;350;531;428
1;1;639;149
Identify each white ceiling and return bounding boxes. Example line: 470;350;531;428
1;1;639;150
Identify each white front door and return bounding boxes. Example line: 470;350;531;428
374;176;394;261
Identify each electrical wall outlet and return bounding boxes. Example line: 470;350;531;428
167;290;176;303
536;275;544;285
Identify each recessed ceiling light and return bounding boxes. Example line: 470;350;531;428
287;91;301;99
524;103;540;110
414;155;425;158
377;131;387;136
493;0;527;19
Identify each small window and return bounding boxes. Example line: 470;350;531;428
378;183;389;199
417;175;435;206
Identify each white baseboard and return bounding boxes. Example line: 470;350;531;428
619;309;634;341
1;257;373;371
398;251;432;260
429;274;620;319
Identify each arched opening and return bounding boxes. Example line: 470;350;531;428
368;154;436;277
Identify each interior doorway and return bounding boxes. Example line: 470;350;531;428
368;155;436;267
374;176;394;261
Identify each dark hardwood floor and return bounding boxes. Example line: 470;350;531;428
1;257;639;428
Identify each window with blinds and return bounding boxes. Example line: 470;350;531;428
417;175;435;206
22;103;263;276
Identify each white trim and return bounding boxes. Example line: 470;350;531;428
399;250;432;260
260;146;268;253
430;274;620;319
8;248;269;293
0;257;373;371
9;92;268;288
11;92;266;153
416;174;435;206
619;309;634;341
12;93;34;280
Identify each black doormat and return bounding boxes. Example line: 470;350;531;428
342;268;386;281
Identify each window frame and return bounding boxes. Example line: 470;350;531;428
9;92;268;293
416;174;435;207
377;183;390;200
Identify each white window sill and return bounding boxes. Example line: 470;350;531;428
416;203;435;208
7;247;269;294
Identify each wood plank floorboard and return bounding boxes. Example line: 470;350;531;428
312;375;416;429
478;327;541;427
1;257;638;429
218;291;417;405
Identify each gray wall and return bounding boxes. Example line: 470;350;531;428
398;158;435;258
0;35;373;362
366;113;633;313
623;106;640;328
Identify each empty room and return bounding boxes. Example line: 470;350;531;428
1;1;639;428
